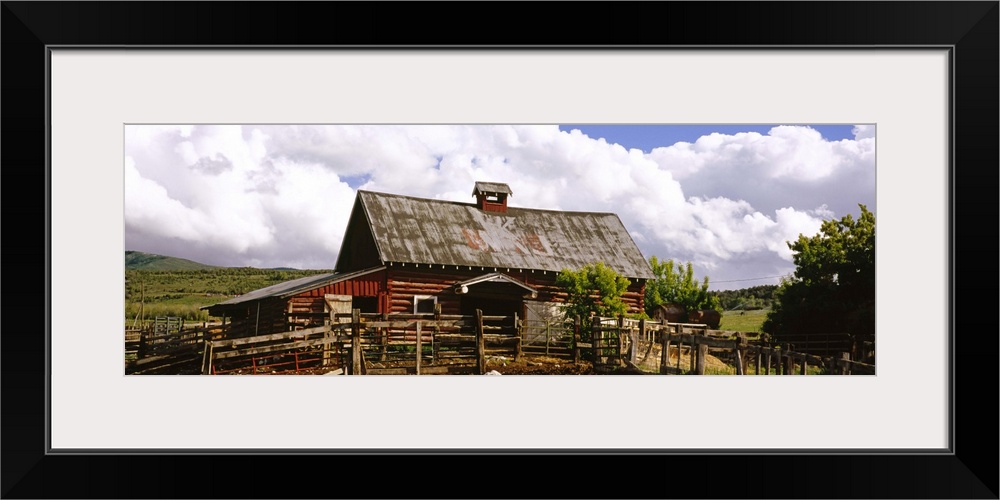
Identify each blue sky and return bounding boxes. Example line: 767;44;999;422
558;125;858;153
124;124;875;290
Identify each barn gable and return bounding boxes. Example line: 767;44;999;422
335;185;654;280
335;196;384;272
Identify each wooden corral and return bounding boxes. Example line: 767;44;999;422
125;312;875;376
129;308;520;375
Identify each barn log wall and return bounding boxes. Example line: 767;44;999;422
387;269;464;314
385;267;646;315
289;270;388;322
214;267;644;340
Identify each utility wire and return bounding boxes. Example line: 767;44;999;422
711;275;789;283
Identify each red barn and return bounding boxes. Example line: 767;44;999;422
206;182;655;337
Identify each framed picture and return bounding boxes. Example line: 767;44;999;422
4;2;996;498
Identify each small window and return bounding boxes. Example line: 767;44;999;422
414;295;437;314
352;296;379;313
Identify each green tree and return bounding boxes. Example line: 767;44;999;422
763;204;875;338
556;262;631;330
643;257;721;316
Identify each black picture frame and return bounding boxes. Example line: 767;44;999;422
3;2;997;498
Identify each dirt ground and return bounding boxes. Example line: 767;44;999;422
633;342;736;374
244;345;736;375
482;349;736;375
484;355;595;375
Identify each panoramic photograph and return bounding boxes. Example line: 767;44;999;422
124;124;876;376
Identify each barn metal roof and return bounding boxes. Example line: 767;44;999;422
356;190;654;279
472;182;512;196
203;266;386;308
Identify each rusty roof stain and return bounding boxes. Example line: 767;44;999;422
353;191;654;279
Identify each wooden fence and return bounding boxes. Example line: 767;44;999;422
520;318;574;359
126;309;521;375
332;308;518;375
125;312;875;375
591;316;875;375
126;323;214;374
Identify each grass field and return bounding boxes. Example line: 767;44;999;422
125;268;332;324
717;308;769;333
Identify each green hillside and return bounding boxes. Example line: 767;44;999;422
125;250;218;271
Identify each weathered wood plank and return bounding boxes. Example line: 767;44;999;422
363;320;468;328
212;337;347;359
365;368;410;375
475;309;486;375
695;343;708;375
662;333;738;349
351;309;362;375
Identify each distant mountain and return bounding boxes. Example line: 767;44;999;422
125;251;218;271
125;251;305;271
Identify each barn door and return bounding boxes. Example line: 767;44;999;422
324;294;353;324
322;294;353;369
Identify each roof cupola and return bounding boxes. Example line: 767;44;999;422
472;181;512;213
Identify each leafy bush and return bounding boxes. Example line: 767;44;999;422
643;257;721;316
556;262;631;335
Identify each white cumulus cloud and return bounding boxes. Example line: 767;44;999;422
125;124;874;288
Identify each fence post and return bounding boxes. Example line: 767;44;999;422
322;323;332;367
612;316;620;367
695;340;707;375
351;308;361;375
592;320;602;367
734;333;746;375
659;328;669;374
545;319;550;356
201;340;214;375
513;311;521;362
137;330;148;359
415;320;422;376
433;303;441;363
800;354;808;375
475;309;486;375
839;352;851;375
634;319;643;365
689;335;697;374
782;344;792;375
514;314;523;362
676;328;683;372
573;316;581;364
381;311;389;362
